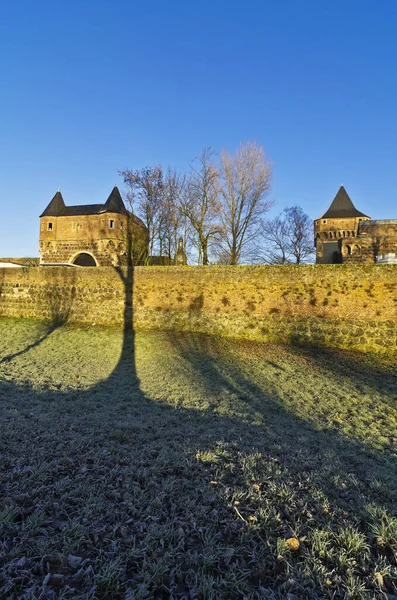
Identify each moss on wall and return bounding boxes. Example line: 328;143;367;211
0;265;396;353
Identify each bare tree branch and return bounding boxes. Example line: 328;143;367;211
261;206;315;264
174;148;222;265
160;168;186;261
217;141;273;264
119;165;164;262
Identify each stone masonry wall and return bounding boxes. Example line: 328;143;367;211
0;265;396;354
39;240;127;267
314;216;367;264
341;221;397;265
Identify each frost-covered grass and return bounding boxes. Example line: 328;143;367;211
0;317;396;599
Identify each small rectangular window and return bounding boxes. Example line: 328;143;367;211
48;222;53;231
109;219;115;229
323;220;327;224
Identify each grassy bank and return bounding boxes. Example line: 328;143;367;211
0;318;396;599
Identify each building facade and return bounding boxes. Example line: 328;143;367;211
314;186;397;264
39;187;148;266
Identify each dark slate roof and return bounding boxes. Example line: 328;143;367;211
40;191;66;217
40;186;146;228
63;204;103;216
321;186;370;219
102;186;126;213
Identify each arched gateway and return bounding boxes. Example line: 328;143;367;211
72;253;97;267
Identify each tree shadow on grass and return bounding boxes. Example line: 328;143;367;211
0;323;61;365
0;268;396;598
286;342;397;401
161;331;397;490
0;268;77;365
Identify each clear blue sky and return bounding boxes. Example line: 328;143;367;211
1;0;396;256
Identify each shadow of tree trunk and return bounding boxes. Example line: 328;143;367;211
111;214;140;390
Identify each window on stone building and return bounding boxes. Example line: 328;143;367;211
110;220;115;229
323;220;327;224
48;222;53;231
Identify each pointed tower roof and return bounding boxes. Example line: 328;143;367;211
102;186;126;213
40;191;66;217
321;186;370;219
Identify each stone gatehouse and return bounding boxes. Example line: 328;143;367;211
39;187;148;266
314;186;397;264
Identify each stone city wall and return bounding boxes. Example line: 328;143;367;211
0;265;396;353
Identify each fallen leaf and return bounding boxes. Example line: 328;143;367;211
285;537;300;551
375;572;384;587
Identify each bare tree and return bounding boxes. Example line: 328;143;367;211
217;141;273;265
159;168;185;261
261;206;315;264
175;148;222;265
284;206;315;264
120;165;164;260
261;216;289;264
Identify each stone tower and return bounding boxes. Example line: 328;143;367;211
174;237;187;265
314;186;370;264
39;187;148;266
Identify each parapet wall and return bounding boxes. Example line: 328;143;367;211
0;265;396;353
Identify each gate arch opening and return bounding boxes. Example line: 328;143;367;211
72;253;97;267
